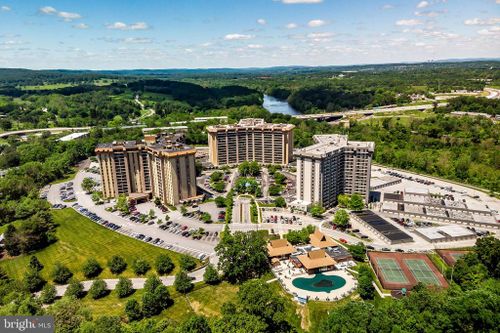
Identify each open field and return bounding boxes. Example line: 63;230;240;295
79;281;239;324
368;252;448;290
20;83;76;90
0;209;196;281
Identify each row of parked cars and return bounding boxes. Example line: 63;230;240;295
265;215;302;225
158;221;219;241
73;203;121;231
132;233;164;245
60;182;75;202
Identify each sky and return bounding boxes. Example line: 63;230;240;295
0;0;499;69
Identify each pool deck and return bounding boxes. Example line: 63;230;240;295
273;261;357;301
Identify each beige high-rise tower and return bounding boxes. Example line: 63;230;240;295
207;118;295;166
95;137;198;206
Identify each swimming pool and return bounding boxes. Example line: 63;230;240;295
292;273;347;293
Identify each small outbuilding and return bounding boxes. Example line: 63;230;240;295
309;229;337;248
297;249;336;274
267;239;296;260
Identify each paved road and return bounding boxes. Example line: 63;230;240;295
485;88;500;100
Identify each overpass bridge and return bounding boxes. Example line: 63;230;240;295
291;103;447;121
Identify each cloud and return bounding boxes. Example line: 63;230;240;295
382;4;394;10
308;19;326;27
396;19;422;26
39;6;81;21
464;17;500;26
415;10;446;17
477;26;500;35
286;23;298;29
123;37;153;44
57;11;81;21
279;0;323;4
73;23;89;29
417;1;429;9
106;22;149;30
39;6;57;15
307;32;334;42
1;5;11;11
224;33;253;40
257;18;266;25
248;44;263;49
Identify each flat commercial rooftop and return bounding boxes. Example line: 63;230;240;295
415;225;475;240
58;132;89;141
353;210;413;244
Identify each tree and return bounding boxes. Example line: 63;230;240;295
337;194;350;208
144;275;162;294
357;266;375;300
349;194;365;211
274;196;286;208
155;254;174;275
179;315;212;333
81;177;96;193
107;255;127;275
268;184;282;196
215;196;226;208
88;279;108;299
91;316;123;333
82;258;102;279
40;283;57;304
274;172;286;185
115;194;129;214
333;209;349;229
179;255;196;271
210;171;223;182
52;264;73;285
23;269;45;292
309;203;325;218
47;297;88;333
215;230;269;283
64;279;85;299
475;236;500;278
141;291;160;318
154;285;172;310
115;277;133;298
174;270;194;294
29;256;44;272
203;264;220;285
125;299;143;322
132;259;151;276
148;209;156;219
180;205;188;216
348;242;366;261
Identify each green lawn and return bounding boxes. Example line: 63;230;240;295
79;281;238;324
0;209;198;281
20;83;76;91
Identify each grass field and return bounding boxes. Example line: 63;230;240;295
20;83;76;91
79;281;238;324
0;209;197;281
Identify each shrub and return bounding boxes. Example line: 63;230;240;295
115;277;133;298
143;275;162;294
52;264;73;285
29;256;44;272
107;255;127;275
125;299;143;322
179;255;196;271
82;258;102;279
40;283;57;304
174;270;194;294
64;279;85;299
24;269;45;293
88;279;108;299
203;264;220;285
155;254;174;275
132;259;151;276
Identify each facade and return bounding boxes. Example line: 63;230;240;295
293;134;374;209
207;118;295;166
95;135;198;206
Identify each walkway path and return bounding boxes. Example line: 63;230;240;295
51;271;204;297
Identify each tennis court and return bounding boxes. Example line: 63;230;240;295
405;259;441;286
368;251;448;290
376;258;409;284
436;250;469;266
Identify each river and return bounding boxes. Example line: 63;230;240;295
262;94;300;115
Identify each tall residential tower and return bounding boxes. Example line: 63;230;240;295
293;134;374;209
207;118;294;166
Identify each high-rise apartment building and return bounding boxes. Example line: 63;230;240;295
95;135;198;206
293;134;374;209
207;118;294;166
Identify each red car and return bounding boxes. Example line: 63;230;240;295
339;238;348;244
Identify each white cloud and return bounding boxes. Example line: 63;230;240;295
307;32;334;42
57;11;81;21
1;5;11;11
39;6;57;15
415;10;446;17
382;4;394;10
106;22;149;30
286;23;298;29
308;19;326;27
396;19;422;26
477;26;500;35
464;17;500;26
123;37;153;44
257;18;266;25
248;44;263;49
417;1;429;9
73;23;89;29
224;33;254;40
280;0;323;4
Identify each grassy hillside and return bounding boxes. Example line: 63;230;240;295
0;208;197;281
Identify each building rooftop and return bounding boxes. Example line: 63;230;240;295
309;229;337;249
207;118;295;132
267;239;296;258
415;225;476;240
294;134;374;158
58;132;89;142
95;135;194;154
297;249;336;270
